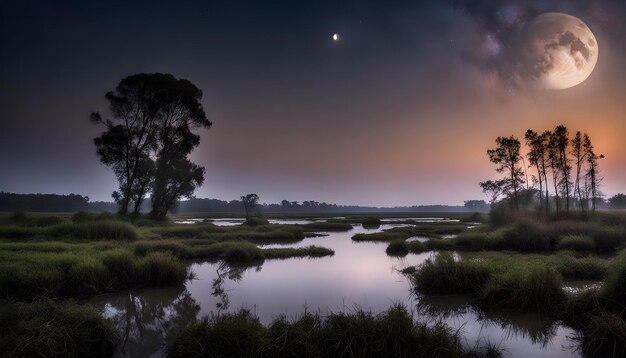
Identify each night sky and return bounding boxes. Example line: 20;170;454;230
1;0;625;206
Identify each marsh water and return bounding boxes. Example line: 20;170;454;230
88;220;584;357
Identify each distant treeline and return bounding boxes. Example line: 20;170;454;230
0;192;495;213
175;198;479;213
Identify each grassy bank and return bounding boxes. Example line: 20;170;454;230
0;214;336;300
0;248;189;298
451;217;626;254
0;300;117;358
352;223;468;242
167;305;494;358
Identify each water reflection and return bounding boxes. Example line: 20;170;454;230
87;223;582;357
91;287;200;357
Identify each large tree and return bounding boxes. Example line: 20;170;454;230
525;130;550;214
240;194;260;221
582;134;602;213
91;75;161;215
552;125;572;213
92;73;211;219
570;131;586;211
481;136;526;211
148;74;212;220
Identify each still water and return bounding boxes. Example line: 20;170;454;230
88;222;582;357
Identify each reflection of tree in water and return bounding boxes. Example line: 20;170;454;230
92;286;200;357
415;295;558;348
476;308;557;347
211;261;262;312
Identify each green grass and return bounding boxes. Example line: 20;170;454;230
244;216;270;226
451;217;626;254
459;251;608;280
152;223;305;245
301;221;353;232
478;262;565;314
136;252;189;285
0;300;117;358
600;252;626;302
352;223;467;243
385;239;409;256
411;252;491;295
0;220;138;241
167;305;488;358
0;247;189;298
353;232;408;242
409;251;584;314
263;246;334;259
361;216;382;228
557;234;595;252
425;238;456;251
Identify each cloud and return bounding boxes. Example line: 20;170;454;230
446;0;626;88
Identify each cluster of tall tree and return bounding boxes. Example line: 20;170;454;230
480;125;603;216
91;73;212;220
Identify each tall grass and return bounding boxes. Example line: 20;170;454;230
0;220;138;241
0;300;117;358
386;239;409;256
263;246;334;259
557;234;595;252
301;221;353;232
478;263;565;314
412;252;491;295
136;252;189;285
167;305;478;358
452;218;626;254
600;253;626;302
0;248;188;298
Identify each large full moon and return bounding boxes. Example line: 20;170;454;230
522;13;598;90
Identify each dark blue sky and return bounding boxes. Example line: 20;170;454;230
1;0;625;205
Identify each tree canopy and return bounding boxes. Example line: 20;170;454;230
91;73;212;219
